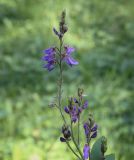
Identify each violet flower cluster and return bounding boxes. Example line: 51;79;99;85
42;45;78;71
64;97;88;123
42;11;114;160
41;10;97;160
42;10;78;71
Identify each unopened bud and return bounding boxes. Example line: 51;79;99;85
68;97;73;109
101;136;107;154
59;10;68;36
53;27;60;37
88;114;94;127
63;24;68;33
62;125;71;139
78;88;84;97
61;10;66;24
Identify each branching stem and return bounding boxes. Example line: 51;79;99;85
66;141;81;159
57;37;83;160
71;122;84;160
58;38;66;123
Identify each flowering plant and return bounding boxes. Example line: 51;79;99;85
42;11;115;160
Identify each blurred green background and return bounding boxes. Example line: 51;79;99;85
0;0;134;160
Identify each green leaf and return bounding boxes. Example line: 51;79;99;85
105;154;115;160
90;137;102;160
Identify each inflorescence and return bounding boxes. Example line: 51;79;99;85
41;10;114;160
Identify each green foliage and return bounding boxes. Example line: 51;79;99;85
91;137;102;160
0;0;134;160
105;154;115;160
91;137;115;160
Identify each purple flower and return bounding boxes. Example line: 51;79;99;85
74;98;79;103
65;46;75;54
84;122;90;136
83;122;98;140
53;27;60;37
60;125;71;142
43;47;56;55
63;46;78;66
78;107;82;114
64;105;79;123
42;53;55;61
64;106;69;114
82;101;88;109
70;106;78;123
60;137;66;142
91;123;98;138
91;131;97;138
42;47;56;71
91;123;98;132
83;144;90;160
43;62;55;71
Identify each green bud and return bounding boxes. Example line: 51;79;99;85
78;88;84;97
88;114;95;127
59;10;67;35
68;97;73;109
101;136;107;154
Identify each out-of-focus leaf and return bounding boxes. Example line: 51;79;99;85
90;137;102;160
105;154;115;160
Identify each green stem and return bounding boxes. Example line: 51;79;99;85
78;97;82;147
71;122;84;160
58;38;66;123
66;141;81;159
78;116;80;147
57;38;82;159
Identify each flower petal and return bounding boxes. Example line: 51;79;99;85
64;56;79;66
82;100;88;109
43;47;55;54
83;144;90;160
71;106;78;123
64;106;69;114
74;98;79;103
91;123;98;132
91;131;97;138
53;27;60;37
83;122;90;136
42;54;55;61
64;46;75;55
78;107;82;114
43;63;55;71
60;137;66;142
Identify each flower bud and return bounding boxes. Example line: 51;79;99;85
63;24;68;33
88;114;95;128
62;125;71;140
53;27;60;37
91;131;97;138
68;97;73;109
63;129;71;139
60;10;66;24
62;124;67;132
101;136;107;154
59;10;68;36
78;88;84;97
